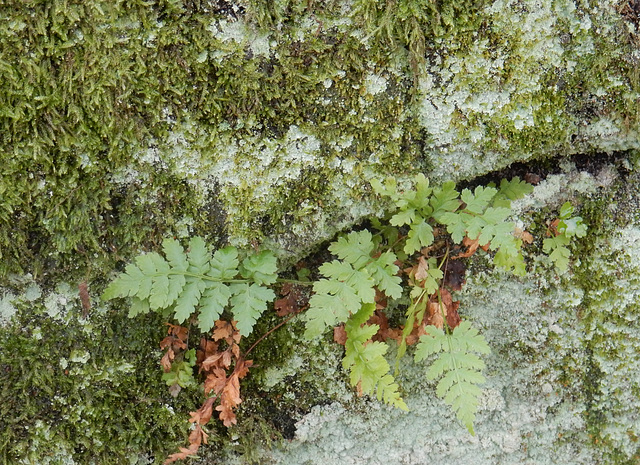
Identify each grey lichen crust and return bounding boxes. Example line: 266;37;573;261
135;0;640;258
259;162;640;465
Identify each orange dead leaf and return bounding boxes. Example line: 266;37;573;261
78;281;91;317
452;236;480;259
201;352;225;372
161;347;175;372
428;299;445;329
514;227;534;244
164;424;208;464
333;325;347;345
413;256;430;281
212;320;235;342
548;218;561;235
374;288;388;310
231;343;241;360
189;397;216;425
197;338;219;365
203;368;228;396
426;290;461;329
368;311;390;342
274;283;308;316
216;373;242;427
234;358;253;379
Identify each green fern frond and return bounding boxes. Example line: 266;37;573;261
495;177;534;204
329;230;376;269
304;230;400;339
303;261;375;339
343;303;408;411
102;237;277;336
415;321;490;434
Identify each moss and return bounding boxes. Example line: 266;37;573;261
3;0;640;280
562;175;640;462
0;287;203;465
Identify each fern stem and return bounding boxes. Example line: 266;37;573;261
244;313;298;357
275;278;313;286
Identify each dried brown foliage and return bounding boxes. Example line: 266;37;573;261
164;320;253;464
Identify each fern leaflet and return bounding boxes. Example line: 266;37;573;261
343;303;408;410
415;321;490;434
304;231;400;339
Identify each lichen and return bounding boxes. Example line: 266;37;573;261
3;0;640;279
2;0;640;463
249;163;640;464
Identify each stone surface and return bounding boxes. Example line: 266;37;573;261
1;0;640;464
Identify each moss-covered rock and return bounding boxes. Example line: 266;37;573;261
2;0;640;463
2;0;640;276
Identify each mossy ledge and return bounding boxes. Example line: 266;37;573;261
2;0;640;278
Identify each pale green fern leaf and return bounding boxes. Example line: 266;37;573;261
366;251;402;299
304;293;347;339
128;297;150;318
229;283;276;337
414;173;432;202
460;186;497;214
318;261;375;301
240;250;278;285
439;211;468;243
304;262;375;339
377;374;408;410
166;273;187;309
186;236;210;274
197;282;233;332
163;238;189;272
173;276;207;323
543;235;571;271
209;246;239;280
101;262;146;300
391;207;417;227
430;181;460;220
172;237;212;323
415;321;490;434
162;240;189;307
343;303;407;410
405;219;434;254
370;177;400;202
131;253;157;301
493;247;526;276
497;177;534;201
329;230;375;269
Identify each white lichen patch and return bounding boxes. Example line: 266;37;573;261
207;18;273;60
362;72;387;96
69;349;91;364
412;0;634;181
0;291;17;326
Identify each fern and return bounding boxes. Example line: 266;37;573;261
303;230;400;339
305;175;535;421
102;174;559;448
543;202;587;271
102;237;276;336
415;321;491;434
436;183;529;275
343;303;408;410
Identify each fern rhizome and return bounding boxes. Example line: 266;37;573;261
102;174;586;460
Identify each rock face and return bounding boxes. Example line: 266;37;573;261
1;0;639;464
263;164;640;465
